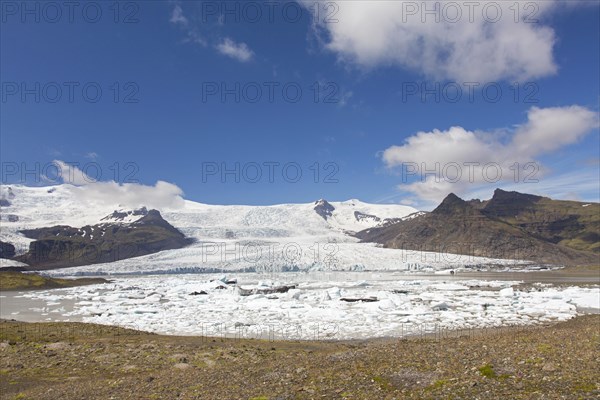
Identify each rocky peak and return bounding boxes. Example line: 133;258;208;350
314;199;335;220
483;189;543;217
101;207;149;223
432;193;471;215
491;188;543;202
354;211;380;223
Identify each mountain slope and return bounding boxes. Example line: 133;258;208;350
14;210;193;270
481;189;600;253
1;185;426;272
0;185;418;253
357;190;599;266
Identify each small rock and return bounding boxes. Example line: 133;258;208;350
542;362;557;372
46;342;68;350
173;363;191;370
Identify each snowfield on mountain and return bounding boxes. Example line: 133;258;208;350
1;185;530;275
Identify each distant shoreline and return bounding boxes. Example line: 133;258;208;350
0;271;108;292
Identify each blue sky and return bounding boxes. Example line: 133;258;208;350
1;1;599;208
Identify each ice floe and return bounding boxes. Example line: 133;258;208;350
12;273;599;340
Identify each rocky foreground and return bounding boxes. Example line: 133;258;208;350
1;316;598;399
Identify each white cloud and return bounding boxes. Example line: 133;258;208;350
338;89;353;108
216;38;254;62
169;3;207;46
53;160;92;186
381;105;599;205
169;4;188;26
300;0;574;82
168;5;254;58
50;161;185;210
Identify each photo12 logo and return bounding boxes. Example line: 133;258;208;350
198;1;339;24
200;320;339;341
397;1;540;24
1;81;140;104
1;161;140;184
397;241;527;265
201;81;343;104
400;161;540;184
198;241;340;270
1;1;140;24
201;161;339;184
401;81;540;104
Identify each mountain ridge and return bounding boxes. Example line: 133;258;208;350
14;209;193;270
357;189;599;266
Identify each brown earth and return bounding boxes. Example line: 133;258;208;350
1;315;598;400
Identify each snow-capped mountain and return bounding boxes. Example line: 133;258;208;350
0;184;415;257
0;185;417;250
0;184;528;274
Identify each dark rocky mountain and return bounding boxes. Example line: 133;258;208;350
15;210;193;270
0;241;16;259
357;189;599;266
314;199;335;220
354;211;381;224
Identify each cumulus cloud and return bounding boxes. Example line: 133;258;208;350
300;0;573;82
216;38;254;62
381;105;599;205
51;161;185;210
53;160;92;186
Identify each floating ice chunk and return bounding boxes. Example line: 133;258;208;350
499;287;514;297
562;287;600;310
132;308;158;314
378;299;396;311
327;287;341;298
432;302;451;311
429;283;469;291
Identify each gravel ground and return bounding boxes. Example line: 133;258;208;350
1;315;599;400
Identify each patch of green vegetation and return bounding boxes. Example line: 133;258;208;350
248;397;269;400
372;375;394;391
478;364;497;378
537;343;553;354
574;382;596;392
0;271;106;291
13;394;26;400
525;357;543;365
499;198;600;254
430;379;449;389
